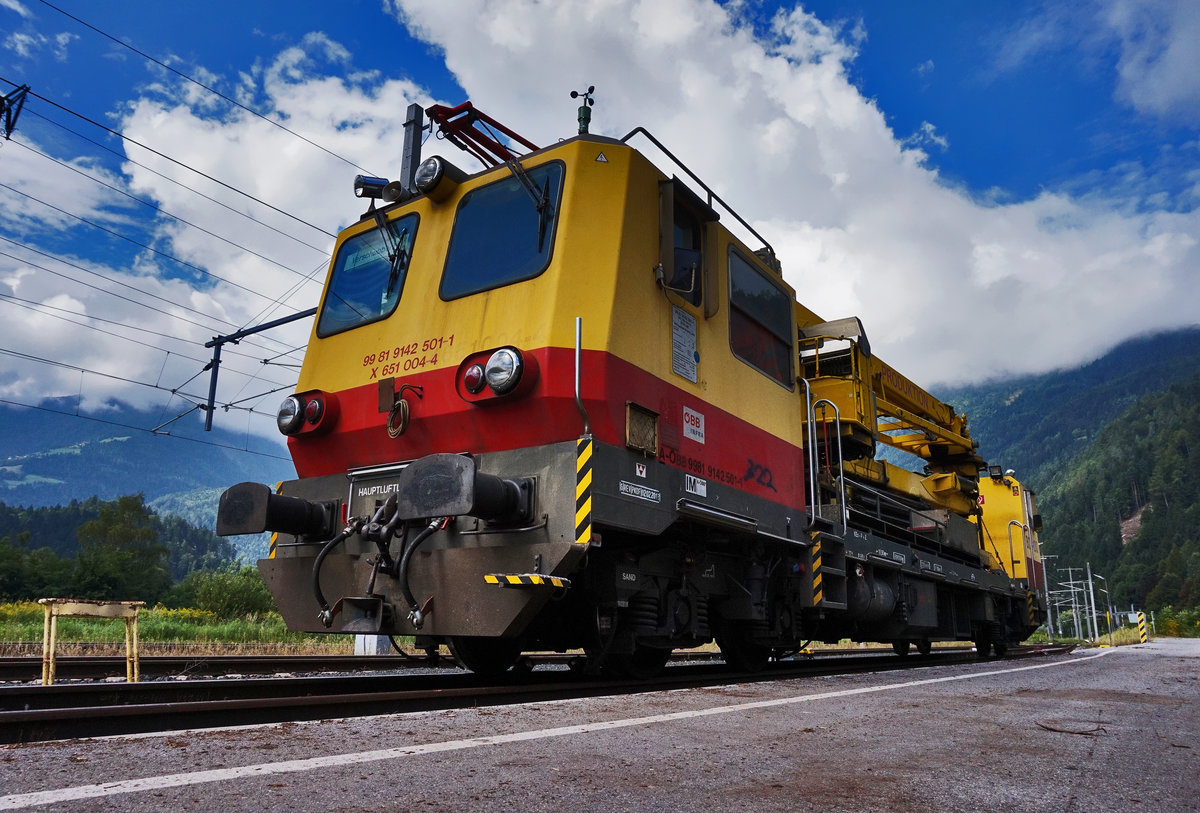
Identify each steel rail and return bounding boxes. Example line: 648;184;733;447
0;646;975;684
0;653;449;683
0;645;1072;744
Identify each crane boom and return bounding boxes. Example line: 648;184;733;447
798;314;984;516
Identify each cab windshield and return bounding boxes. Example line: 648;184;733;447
440;162;564;300
317;212;418;337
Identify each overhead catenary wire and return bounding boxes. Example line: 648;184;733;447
0;238;297;354
0;396;291;461
35;0;376;176
2;88;328;353
0;292;292;381
0;34;343;450
0;181;301;307
23;107;332;255
0;346;291;422
0;240;236;332
234;255;327;336
9;138;331;284
0;78;337;239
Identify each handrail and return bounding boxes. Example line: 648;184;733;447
799;378;818;529
620;126;776;262
1007;520;1028;581
574;316;591;436
812;398;847;534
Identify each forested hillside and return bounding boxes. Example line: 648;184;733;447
0;495;237;603
1037;372;1200;611
933;327;1200;613
935;327;1200;487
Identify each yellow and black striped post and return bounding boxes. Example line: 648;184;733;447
1137;611;1148;643
811;533;823;606
268;482;284;559
575;436;593;546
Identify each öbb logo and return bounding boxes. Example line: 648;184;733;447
682;407;705;443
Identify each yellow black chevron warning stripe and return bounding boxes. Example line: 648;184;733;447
269;481;284;559
484;573;571;589
576;436;592;546
1137;611;1148;642
811;532;823;606
1026;590;1036;626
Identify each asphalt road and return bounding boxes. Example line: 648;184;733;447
1;639;1196;812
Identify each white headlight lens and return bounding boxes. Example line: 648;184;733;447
277;396;304;434
413;157;444;194
484;348;522;394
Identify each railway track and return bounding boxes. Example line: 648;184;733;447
0;644;1072;744
0;653;451;683
0;645;960;683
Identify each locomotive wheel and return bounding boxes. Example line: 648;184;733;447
605;645;672;680
993;639;1009;657
716;631;771;673
891;640;910;657
448;636;522;677
915;638;933;656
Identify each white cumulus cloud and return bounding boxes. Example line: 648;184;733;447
389;0;1200;385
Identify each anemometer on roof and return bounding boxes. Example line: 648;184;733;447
570;85;596;135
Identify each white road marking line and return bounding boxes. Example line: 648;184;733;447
0;651;1110;810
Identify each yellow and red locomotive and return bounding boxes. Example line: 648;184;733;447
217;99;1043;675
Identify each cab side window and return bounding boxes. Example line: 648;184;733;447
729;249;793;387
661;180;714;309
671;202;702;307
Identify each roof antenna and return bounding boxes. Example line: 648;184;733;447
570;85;595;135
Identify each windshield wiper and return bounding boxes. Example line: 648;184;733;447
372;210;411;299
504;160;553;252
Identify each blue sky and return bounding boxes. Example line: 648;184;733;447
12;1;1189;202
799;0;1197;204
1;0;1198;447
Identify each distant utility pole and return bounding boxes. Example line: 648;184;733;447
1086;562;1101;641
1062;567;1083;639
1043;554;1058;638
1;84;30;140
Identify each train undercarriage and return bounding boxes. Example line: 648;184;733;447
228;438;1040;678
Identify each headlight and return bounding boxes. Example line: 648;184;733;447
277;396;304;435
413;155;466;202
413;157;444;195
353;175;389;199
485;348;522;394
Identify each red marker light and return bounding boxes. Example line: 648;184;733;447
304;397;324;424
463;363;486;393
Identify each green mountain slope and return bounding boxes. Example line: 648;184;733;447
0;399;293;515
932;327;1200;612
1036;372;1200;611
933;327;1200;486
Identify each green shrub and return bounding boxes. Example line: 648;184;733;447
171;566;276;619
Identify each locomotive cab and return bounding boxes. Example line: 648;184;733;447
218;100;1043;675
